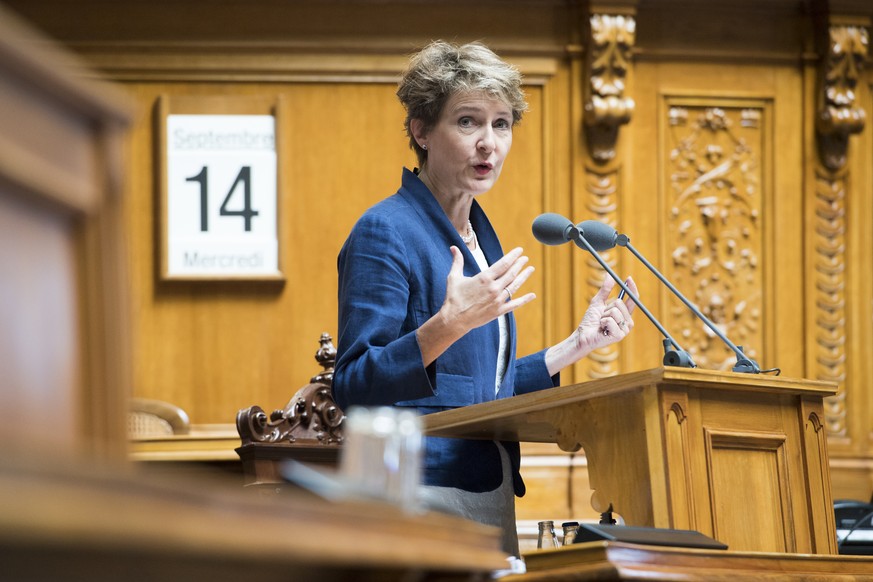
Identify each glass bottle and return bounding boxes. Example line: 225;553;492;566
537;520;560;549
561;521;579;546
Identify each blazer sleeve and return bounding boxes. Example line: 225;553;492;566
333;212;436;410
513;349;560;395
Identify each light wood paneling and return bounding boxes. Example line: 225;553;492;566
802;12;873;502
630;62;805;377
5;0;873;522
118;79;557;425
125;82;404;422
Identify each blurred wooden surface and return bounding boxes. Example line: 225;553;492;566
0;3;132;461
515;541;873;581
0;456;507;582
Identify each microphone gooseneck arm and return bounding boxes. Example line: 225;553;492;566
570;228;697;369
616;234;761;374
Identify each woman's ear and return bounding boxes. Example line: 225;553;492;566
410;118;427;148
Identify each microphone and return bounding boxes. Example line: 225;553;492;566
577;220;618;252
611;231;763;374
564;216;765;373
531;213;696;369
532;213;578;246
532;215;617;252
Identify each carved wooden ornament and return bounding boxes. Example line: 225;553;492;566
236;332;344;446
584;13;636;164
817;25;868;170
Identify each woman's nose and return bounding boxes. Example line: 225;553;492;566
478;127;495;152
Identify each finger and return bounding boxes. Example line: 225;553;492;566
447;246;464;281
599;301;631;334
511;265;536;293
592;274;616;304
499;265;535;303
495;256;532;291
622;276;639;314
612;296;633;323
599;315;621;338
447;245;465;279
500;291;537;314
603;302;626;325
602;309;632;336
487;247;525;278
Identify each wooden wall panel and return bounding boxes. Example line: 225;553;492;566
629;62;805;378
119;80;556;424
125;82;408;421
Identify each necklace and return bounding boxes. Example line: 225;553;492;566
460;220;475;244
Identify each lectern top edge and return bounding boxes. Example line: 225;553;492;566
654;366;837;396
423;367;836;434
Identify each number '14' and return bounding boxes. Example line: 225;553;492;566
185;165;259;232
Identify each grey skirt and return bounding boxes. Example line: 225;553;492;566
417;441;519;556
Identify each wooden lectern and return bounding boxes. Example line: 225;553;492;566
424;367;839;555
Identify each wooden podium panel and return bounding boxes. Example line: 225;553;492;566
425;367;839;554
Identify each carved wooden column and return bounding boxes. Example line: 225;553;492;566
808;12;868;447
579;4;636;379
816;23;867;172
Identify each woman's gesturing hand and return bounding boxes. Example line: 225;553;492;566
416;246;536;367
441;246;536;332
544;274;638;376
574;274;638;351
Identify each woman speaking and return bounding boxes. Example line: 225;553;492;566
333;40;637;556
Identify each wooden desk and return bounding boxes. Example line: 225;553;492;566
130;421;342;490
514;541;873;581
425;367;839;554
130;424;241;462
0;455;507;582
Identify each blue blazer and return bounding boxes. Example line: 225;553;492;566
333;168;559;495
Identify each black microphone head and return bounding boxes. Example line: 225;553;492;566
532;213;577;246
577;220;617;252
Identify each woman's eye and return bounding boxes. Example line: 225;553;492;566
494;119;510;130
459;117;474;128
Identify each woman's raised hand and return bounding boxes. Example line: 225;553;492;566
416;246;537;367
441;246;536;333
544;274;638;376
574;274;638;352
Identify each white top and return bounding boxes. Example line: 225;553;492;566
469;240;509;394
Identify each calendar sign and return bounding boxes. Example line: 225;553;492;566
165;114;279;278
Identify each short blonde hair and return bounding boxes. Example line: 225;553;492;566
396;40;528;167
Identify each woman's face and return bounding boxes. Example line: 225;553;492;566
417;90;514;199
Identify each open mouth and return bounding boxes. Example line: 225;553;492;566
474;163;493;175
